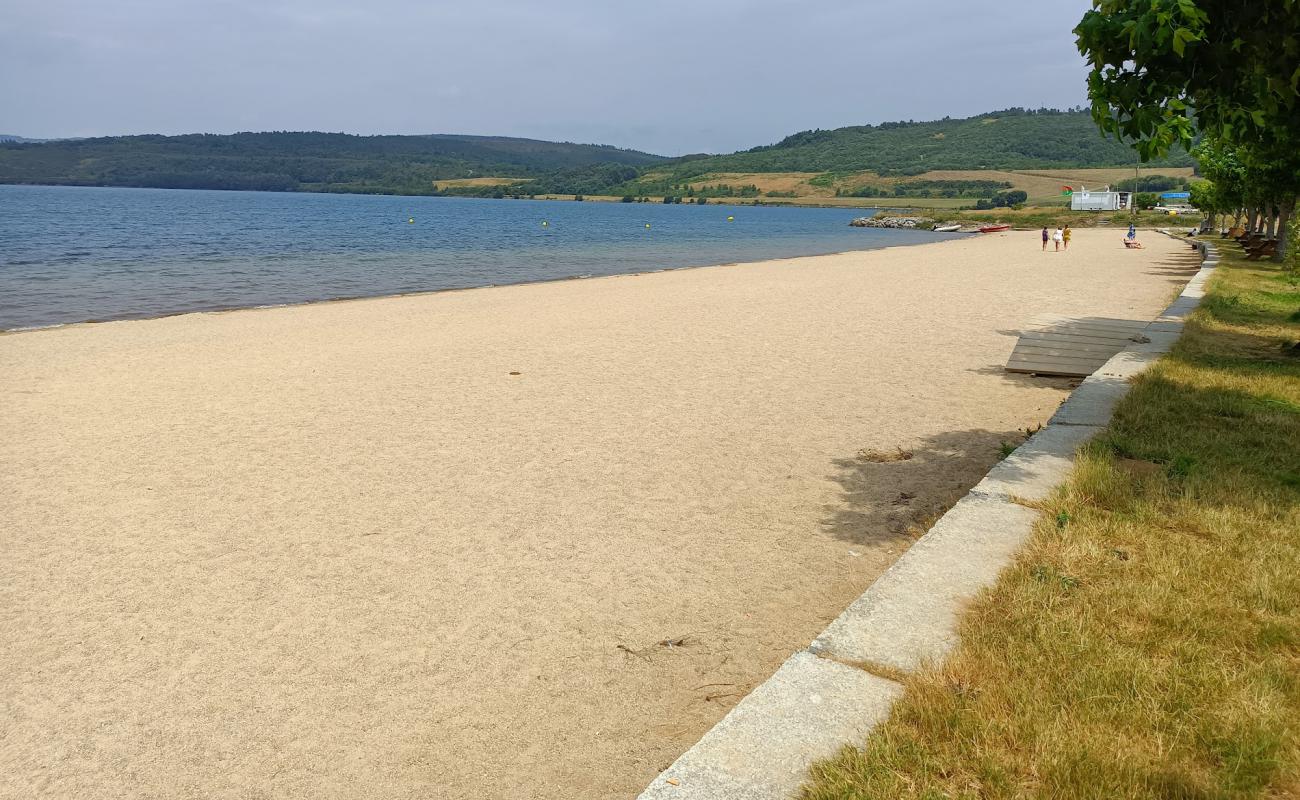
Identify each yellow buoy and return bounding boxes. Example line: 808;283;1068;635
408;217;414;223
645;223;651;228
727;215;734;222
542;221;549;227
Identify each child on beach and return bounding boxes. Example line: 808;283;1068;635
1053;227;1064;251
1042;227;1049;251
1062;224;1072;250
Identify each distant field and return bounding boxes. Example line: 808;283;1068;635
521;193;969;209
481;165;1200;210
434;177;523;189
638;167;1201;205
730;195;973;209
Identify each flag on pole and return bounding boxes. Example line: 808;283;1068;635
1060;185;1073;196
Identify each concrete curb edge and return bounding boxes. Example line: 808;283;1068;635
636;238;1217;800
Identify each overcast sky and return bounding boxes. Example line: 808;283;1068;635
2;0;1094;155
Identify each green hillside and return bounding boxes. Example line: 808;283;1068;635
0;109;1192;197
658;108;1192;177
492;109;1196;198
0;132;665;194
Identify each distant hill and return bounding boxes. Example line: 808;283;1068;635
463;109;1195;198
0;110;1192;197
0;134;48;143
663;108;1191;175
0;132;666;194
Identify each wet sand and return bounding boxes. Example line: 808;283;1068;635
0;230;1195;799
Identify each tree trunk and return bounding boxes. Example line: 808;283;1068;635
1265;204;1277;238
1248;206;1260;233
1273;199;1294;262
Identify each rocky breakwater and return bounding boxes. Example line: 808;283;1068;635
851;216;982;233
850;215;934;229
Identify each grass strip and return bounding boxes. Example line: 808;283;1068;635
802;245;1300;799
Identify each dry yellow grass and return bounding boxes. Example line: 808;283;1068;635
449;167;1198;208
671;167;1199;204
802;246;1300;799
432;176;522;188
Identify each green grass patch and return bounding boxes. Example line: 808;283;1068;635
801;244;1300;799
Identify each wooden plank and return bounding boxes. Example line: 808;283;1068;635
1012;346;1119;359
1028;317;1149;329
1006;363;1094;376
1006;314;1151;377
1013;341;1130;355
1027;323;1147;337
1016;331;1141;346
1010;343;1116;357
1008;347;1113;360
1008;356;1109;370
1030;315;1150;329
1006;355;1100;367
1010;355;1111;367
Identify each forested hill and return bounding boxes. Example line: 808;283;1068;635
664;108;1193;176
0;110;1193;197
0;132;666;194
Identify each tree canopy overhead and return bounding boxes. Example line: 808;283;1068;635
1076;0;1300;159
1077;0;1300;259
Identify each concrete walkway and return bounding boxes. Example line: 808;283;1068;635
637;240;1218;800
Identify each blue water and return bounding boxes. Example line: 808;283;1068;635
0;185;957;331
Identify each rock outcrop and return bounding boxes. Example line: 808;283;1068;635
849;216;934;229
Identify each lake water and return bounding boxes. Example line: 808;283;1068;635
0;185;958;330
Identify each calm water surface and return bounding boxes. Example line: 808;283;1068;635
0;185;959;330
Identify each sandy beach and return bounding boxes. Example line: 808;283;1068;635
0;230;1196;799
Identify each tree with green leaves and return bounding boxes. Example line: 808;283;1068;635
1076;0;1300;260
1190;135;1247;229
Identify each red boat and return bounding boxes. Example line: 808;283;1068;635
978;224;1011;233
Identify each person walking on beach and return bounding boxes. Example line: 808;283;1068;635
1053;227;1064;251
1042;226;1050;251
1062;224;1072;250
1128;222;1137;241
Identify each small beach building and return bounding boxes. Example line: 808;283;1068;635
1069;186;1130;212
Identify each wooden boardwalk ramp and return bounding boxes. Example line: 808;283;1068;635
1005;315;1150;377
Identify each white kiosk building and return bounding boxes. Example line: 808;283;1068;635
1069;186;1132;212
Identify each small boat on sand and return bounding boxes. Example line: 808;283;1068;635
978;224;1011;233
932;223;961;232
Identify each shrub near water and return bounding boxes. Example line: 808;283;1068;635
802;247;1300;799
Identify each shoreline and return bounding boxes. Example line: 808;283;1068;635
0;234;971;336
0;230;1193;799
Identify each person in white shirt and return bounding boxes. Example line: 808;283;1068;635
1053;227;1064;252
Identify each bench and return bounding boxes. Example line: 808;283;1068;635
1245;239;1278;260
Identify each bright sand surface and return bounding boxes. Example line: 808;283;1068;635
0;230;1196;799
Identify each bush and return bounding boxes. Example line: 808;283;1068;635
1134;192;1159;209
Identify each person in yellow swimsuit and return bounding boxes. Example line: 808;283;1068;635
1062;224;1072;250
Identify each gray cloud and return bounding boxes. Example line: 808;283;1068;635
2;0;1094;155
